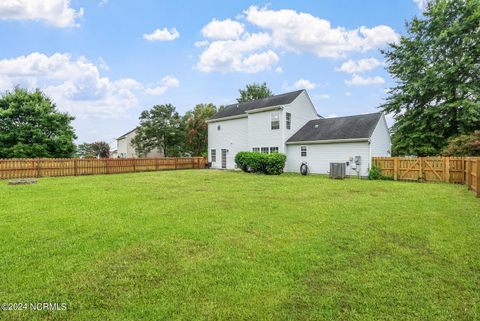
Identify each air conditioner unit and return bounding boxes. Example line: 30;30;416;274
330;163;346;179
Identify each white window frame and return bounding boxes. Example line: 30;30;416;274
286;112;291;130
261;147;269;154
252;147;260;152
211;149;216;162
271;111;280;130
301;146;307;157
270;147;279;153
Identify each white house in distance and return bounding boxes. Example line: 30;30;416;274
116;128;164;158
207;90;391;177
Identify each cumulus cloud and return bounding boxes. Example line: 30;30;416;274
337;58;382;73
244;6;399;58
282;78;318;90
143;28;180;41
194;40;209;47
144;75;180;96
0;52;176;118
345;74;385;86
314;93;330;100
0;0;83;27
201;19;244;40
197;32;279;73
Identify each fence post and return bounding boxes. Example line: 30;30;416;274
106;159;109;174
175;158;178;169
36;159;41;178
476;159;480;198
466;160;471;190
393;158;398;181
74;159;78;176
444;157;450;183
133;158;137;172
419;157;423;181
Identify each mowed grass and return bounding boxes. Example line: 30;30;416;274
0;170;479;321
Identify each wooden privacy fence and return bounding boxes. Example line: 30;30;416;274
372;157;480;197
0;157;206;180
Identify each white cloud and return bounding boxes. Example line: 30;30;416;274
244;6;399;58
275;66;283;73
345;74;385;86
326;113;338;118
0;52;147;117
144;75;180;96
201;19;244;40
99;0;108;7
337;58;382;73
143;28;180;41
345;92;352;96
282;78;317;90
194;40;209;47
197;32;278;73
0;0;83;27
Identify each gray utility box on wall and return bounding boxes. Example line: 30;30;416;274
330;163;346;179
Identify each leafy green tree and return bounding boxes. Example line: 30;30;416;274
381;0;480;156
0;87;76;158
442;131;480;156
131;104;185;157
184;103;217;156
237;83;273;103
77;141;111;158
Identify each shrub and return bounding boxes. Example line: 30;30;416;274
442;131;480;156
368;166;383;180
235;152;286;175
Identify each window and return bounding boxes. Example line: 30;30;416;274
252;147;260;152
301;146;307;157
211;149;216;162
271;111;280;130
261;147;269;153
270;147;279;153
286;112;291;130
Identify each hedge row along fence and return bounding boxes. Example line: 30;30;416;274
372;157;480;197
0;157;207;180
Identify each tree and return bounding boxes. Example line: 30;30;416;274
237;83;273;103
131;104;185;157
0;87;76;158
184;104;217;156
77;141;110;158
381;0;480;156
442;131;480;156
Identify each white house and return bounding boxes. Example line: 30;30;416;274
116;128;164;158
207;90;391;177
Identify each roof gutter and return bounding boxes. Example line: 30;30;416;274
245;105;283;114
286;138;370;145
206;114;248;123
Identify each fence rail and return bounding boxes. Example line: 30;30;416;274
0;157;206;180
372;157;480;197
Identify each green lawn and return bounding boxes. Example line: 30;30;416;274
0;170;479;320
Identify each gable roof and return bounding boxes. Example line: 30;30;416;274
117;127;138;140
209;90;304;120
287;112;382;143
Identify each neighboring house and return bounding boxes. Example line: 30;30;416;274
207;90;391;177
116;128;164;158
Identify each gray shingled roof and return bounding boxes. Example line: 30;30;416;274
209;90;304;120
287;112;382;143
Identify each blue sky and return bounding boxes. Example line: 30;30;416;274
0;0;424;146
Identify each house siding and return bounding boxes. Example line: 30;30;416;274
247;110;285;153
208;117;248;169
285;142;371;176
369;114;391;158
116;130;163;158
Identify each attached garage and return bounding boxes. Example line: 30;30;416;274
285;113;391;177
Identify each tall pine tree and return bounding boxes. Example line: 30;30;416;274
381;0;480;156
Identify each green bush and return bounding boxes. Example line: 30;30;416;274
235;152;286;175
368;166;383;180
